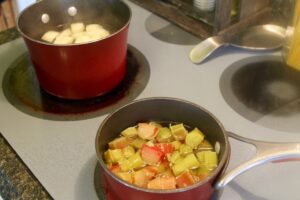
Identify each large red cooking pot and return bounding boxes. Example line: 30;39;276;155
95;97;300;200
17;0;131;99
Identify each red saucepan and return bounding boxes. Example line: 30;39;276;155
95;97;300;200
17;0;131;99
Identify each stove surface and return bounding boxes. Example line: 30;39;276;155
1;1;300;200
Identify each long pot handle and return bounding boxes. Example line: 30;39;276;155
215;131;300;189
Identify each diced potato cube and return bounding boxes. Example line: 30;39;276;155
172;160;187;176
74;35;93;44
131;138;146;149
172;153;200;176
132;169;148;187
196;151;218;170
104;149;123;163
86;23;103;32
89;34;103;41
198;139;214;151
53;35;74;45
116;172;133;183
72;31;88;38
171;140;182;150
41;31;60;43
156;127;173;142
128;152;145;169
71;22;85;33
122;146;135;158
174;156;184;165
167;151;181;164
59;28;72;36
185;128;205;149
183;153;200;169
170;123;188;140
195;166;211;181
179;144;193;155
121;127;138;138
87;29;110;39
119;158;132;172
196;166;211;176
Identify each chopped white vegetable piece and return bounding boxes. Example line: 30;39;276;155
41;22;109;44
215;142;220;154
87;29;110;39
53;35;74;44
60;28;72;36
72;31;89;39
41;31;60;43
74;35;93;44
71;22;85;33
86;24;103;32
89;34;103;41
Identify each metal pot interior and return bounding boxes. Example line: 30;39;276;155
95;97;230;193
17;0;131;42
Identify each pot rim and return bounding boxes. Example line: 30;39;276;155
95;97;231;194
16;0;132;46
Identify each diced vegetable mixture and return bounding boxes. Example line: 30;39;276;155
104;122;219;190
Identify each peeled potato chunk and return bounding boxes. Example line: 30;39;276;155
87;29;110;39
86;24;103;32
89;34;103;41
53;35;74;45
41;22;110;44
74;35;93;44
71;22;85;33
73;31;89;39
60;28;72;36
41;31;60;43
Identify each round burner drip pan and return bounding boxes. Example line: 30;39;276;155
94;163;110;200
145;14;201;45
220;55;300;133
2;45;150;121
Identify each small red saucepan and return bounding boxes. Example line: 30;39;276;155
17;0;131;99
95;97;300;200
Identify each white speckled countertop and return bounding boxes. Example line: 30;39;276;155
1;1;300;199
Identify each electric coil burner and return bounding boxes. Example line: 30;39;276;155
2;45;150;121
220;55;300;133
